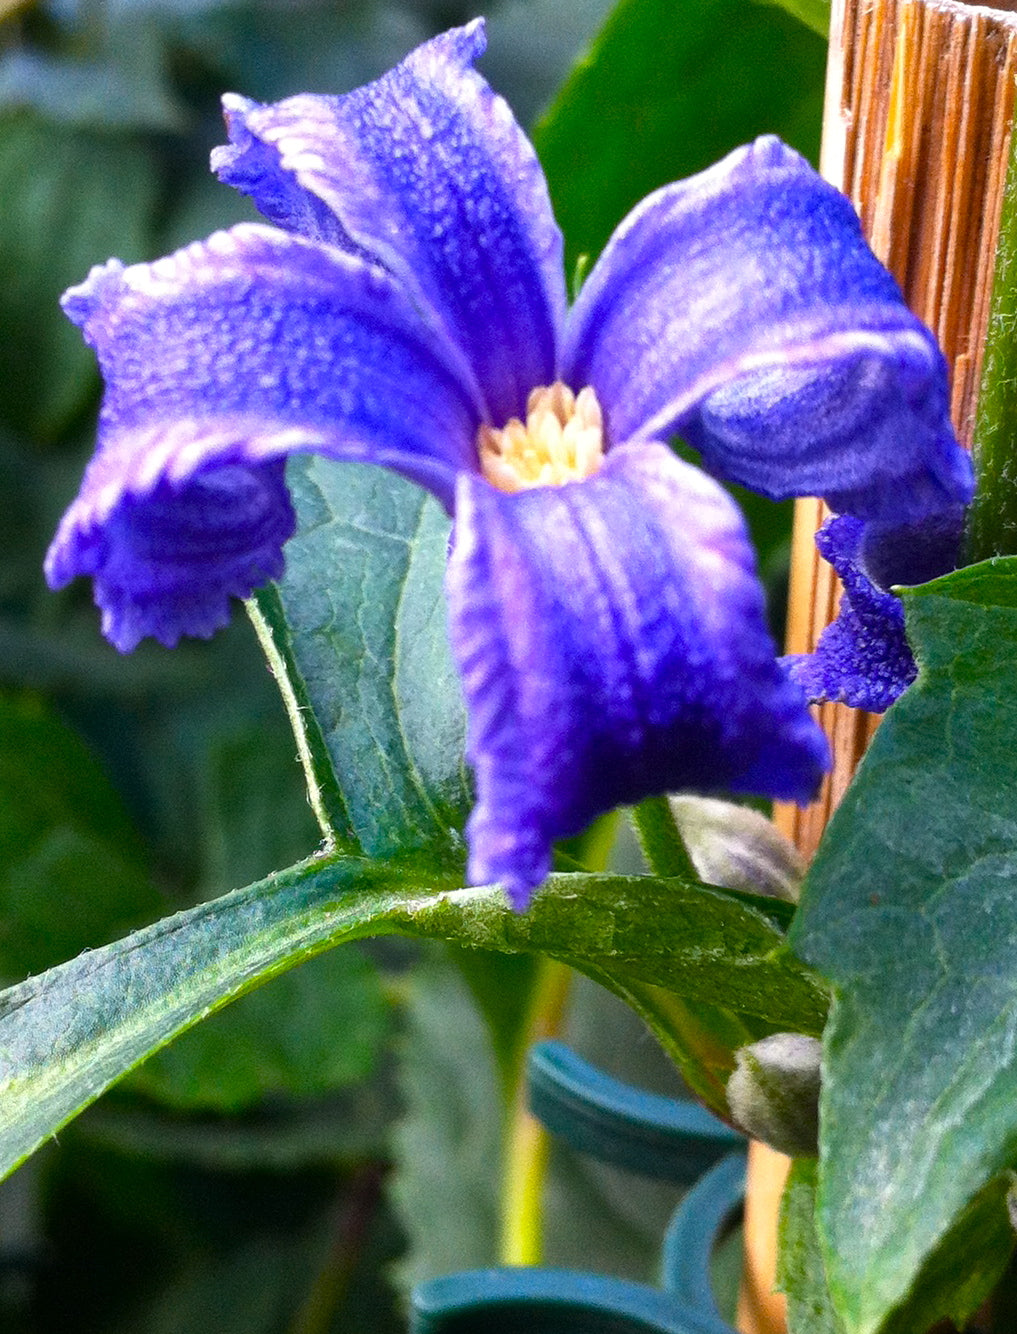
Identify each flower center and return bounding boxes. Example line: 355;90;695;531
477;382;605;492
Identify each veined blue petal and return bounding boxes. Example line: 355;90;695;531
47;223;481;650
563;136;973;523
212;20;566;426
446;442;829;909
784;512;961;712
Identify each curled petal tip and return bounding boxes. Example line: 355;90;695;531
783;511;962;713
564;136;967;526
220;90;255;117
740;134;802;173
61;258;126;332
47;216;482;651
217;91;259;144
407;16;487;68
750;132;792;157
212;93;264;178
44;506;98;590
53;464;295;654
213;18;562;422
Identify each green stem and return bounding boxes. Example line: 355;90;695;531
499;956;572;1266
631;794;698;881
966;105;1017;564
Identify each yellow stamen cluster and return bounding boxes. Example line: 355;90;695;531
478;382;605;492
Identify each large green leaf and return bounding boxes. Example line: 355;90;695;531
533;0;827;274
793;558;1017;1334
251;456;471;865
0;853;826;1183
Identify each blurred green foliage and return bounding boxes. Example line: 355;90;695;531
0;0;825;1328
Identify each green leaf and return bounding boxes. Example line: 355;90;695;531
0;112;157;439
751;0;830;38
793;557;1017;1334
0;855;827;1182
777;1160;847;1334
251;456;471;865
533;0;827;272
0;692;161;979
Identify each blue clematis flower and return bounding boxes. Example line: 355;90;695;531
46;21;973;907
785;508;964;713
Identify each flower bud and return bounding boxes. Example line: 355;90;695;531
668;795;805;900
726;1032;822;1157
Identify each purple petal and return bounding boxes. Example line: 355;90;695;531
446;442;830;909
212;21;566;426
857;508;965;589
47;223;481;650
212;95;372;255
784;512;960;712
563;137;973;524
49;464;294;652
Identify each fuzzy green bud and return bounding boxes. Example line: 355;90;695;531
726;1033;822;1157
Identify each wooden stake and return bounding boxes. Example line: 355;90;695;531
742;3;1017;1331
736;1142;792;1334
